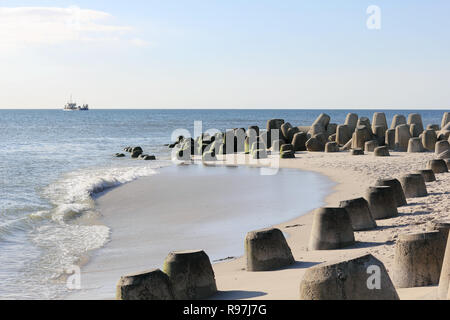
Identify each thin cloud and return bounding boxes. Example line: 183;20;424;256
0;6;136;48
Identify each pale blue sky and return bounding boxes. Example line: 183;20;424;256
0;0;449;109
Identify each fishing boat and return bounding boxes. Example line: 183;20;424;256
63;96;89;111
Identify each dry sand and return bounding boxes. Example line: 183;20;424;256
211;151;448;300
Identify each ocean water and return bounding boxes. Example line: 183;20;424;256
0;109;446;299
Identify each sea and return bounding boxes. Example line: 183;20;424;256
0;109;446;299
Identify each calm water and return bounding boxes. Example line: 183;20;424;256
0;109;446;299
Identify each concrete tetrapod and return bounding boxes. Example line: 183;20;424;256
375;178;407;207
299;253;399;300
427;159;449;174
339;198;377;231
393;232;447;288
399;174;428;198
374;146;390;157
365;186;399;220
416;169;437;182
116;269;175;300
245;228;295;272
163;250;217;300
308;207;355;250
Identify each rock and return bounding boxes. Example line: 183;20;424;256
422;130;437;152
407;137;424;153
142;155;157;161
438;235;450;299
410;123;422;138
416;169;437;183
372;112;388;133
365;140;379;152
374;146;390;157
339;198;377;231
435;141;449;155
131;150;142;158
408;113;424;133
385;129;396;150
116;269;174;300
252;149;268;160
351;148;364;155
115;153;126;158
395;124;411;151
399;173;428;198
441;112;450;130
325;142;339;153
375;178;407;207
306;137;325;152
352;125;372;150
163;250;217;300
132;146;143;154
336;125;351;146
366;186;399;220
245;228;295;271
345;113;358;133
393;232;447;288
299;253;399;300
308;207;355;250
280;150;295;159
292;132;308;151
427;159;449;173
391;114;407;129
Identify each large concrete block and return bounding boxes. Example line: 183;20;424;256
352;125;372;150
325;142;339;153
351;148;364;156
365;140;379;152
416;169;437;182
410;123;422;138
245;228;295;271
372;112;388;133
375;178;407;207
391;114;407;129
385;129;396;150
394;232;447;288
116;269;174;300
422;129;437;152
163;250;217;300
408;113;424;133
407;137;424;153
345;113;358;133
374;146;390;157
438;235;450;299
339;198;377;231
399;173;428;198
336;124;352;146
306;137;325;152
435;141;449;155
373;125;386;145
427;159;449;173
308;207;355;250
299;253;399;300
366;186;399;220
292;132;308;151
441;112;450;130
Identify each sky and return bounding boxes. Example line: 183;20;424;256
0;0;449;109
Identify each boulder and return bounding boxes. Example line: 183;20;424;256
142;155;157;161
438;234;450;299
395;124;411;151
416;169;437;183
427;159;449;173
375;178;407;207
374;146;390;157
365;140;379;152
408;113;424;133
422;130;437;152
339;198;377;231
292;132;308;151
308;207;355;250
325;142;339;153
116;269;175;300
131;150;142;158
366;186;399;220
352;125;372;150
393;232;447;288
345;113;358;133
306;137;325;152
391;114;407;129
435;141;449;155
399;174;428;198
336;125;352;146
115;153;126;158
385;129;396;150
163;250;217;300
245;228;295;271
351;148;364;156
299;253;399;300
372;112;388;133
407;137;424;153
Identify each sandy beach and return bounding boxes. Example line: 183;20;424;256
77;150;448;300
